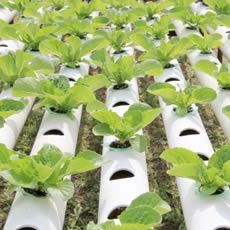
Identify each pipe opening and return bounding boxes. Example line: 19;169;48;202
165;77;180;82
179;129;200;136
17;228;37;230
112;101;129;107
43;129;64;136
197;152;209;161
0;44;8;47
108;206;127;219
110;170;134;180
68;78;76;82
215;228;230;230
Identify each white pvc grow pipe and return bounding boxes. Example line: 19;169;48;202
0;40;24;55
0;8;15;23
4;66;88;230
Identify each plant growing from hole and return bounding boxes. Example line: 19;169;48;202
0;144;105;200
0;99;27;128
147;82;216;116
87;192;171;230
194;60;230;89
91;49;163;89
13;74;107;116
44;0;67;11
132;35;193;68
0;22;58;51
188;33;223;54
101;0;140;11
0;50;54;88
161;144;230;195
87;101;161;152
39;35;105;68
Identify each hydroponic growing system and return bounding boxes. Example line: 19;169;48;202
0;0;230;230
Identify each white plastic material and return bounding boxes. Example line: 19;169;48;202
4;68;84;230
0;40;24;55
0;89;34;149
98;106;149;224
0;8;15;23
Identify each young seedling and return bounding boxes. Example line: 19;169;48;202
195;60;230;89
0;50;54;88
0;144;104;200
87;101;161;153
161;144;230;195
91;49;163;89
147;82;216;116
87;192;171;230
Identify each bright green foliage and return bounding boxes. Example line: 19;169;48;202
44;0;67;11
188;33;223;54
222;105;230;118
0;51;54;87
161;144;230;195
91;49;163;86
39;36;105;68
0;144;104;200
87;101;161;152
101;0;140;10
13;74;106;115
195;60;230;89
132;35;192;68
168;0;194;7
0;99;27;128
148;82;216;116
87;192;170;229
0;22;58;51
1;0;38;13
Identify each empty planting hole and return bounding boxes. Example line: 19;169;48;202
0;44;8;47
165;77;180;82
179;129;200;136
43;129;64;136
108;206;127;219
69;78;76;82
17;228;37;230
110;170;134;180
197;152;209;161
113;101;129;107
215;228;230;230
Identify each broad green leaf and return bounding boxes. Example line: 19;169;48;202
130;135;148;153
194;60;218;76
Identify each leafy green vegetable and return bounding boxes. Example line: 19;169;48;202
87;101;161;152
194;60;230;89
0;50;54;87
87;192;170;230
0;99;27;128
91;49;163;86
188;33;223;54
0;144;104;200
222;105;230;118
147;82;216;116
13;74;106;115
161;144;230;195
39;36;105;68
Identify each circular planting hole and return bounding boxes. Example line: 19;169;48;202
108;206;127;219
113;83;129;90
197;152;209;161
44;129;64;136
17;228;37;230
215;227;230;230
109;140;131;149
179;129;200;136
68;78;76;82
112;101;129;107
110;170;134;180
165;77;180;83
0;44;8;47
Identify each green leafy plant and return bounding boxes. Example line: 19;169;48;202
0;99;27;128
132;35;192;68
39;36;105;68
188;33;223;54
13;74;106;115
0;22;58;51
0;143;104;200
101;0;140;10
195;59;230;89
161;144;230;195
168;0;194;7
147;82;216;116
91;49;163;88
222;105;230;118
44;0;67;11
87;192;171;230
0;50;54;88
87;101;161;152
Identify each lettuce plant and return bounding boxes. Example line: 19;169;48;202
91;49;163;88
147;82;216;116
195;60;230;89
0;50;54;88
87;192;171;230
44;0;67;11
0;22;58;51
39;36;105;68
161;144;230;195
188;33;223;54
13;74;106;115
87;101;161;152
132;35;192;68
0;144;104;200
0;99;27;128
101;0;140;10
